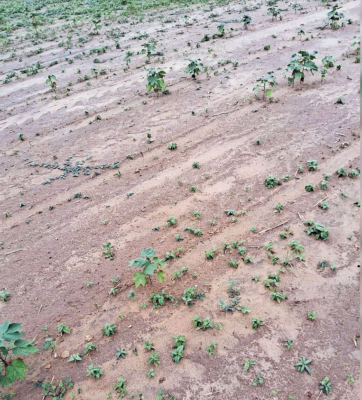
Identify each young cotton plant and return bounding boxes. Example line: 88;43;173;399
141;41;157;62
46;75;57;91
268;6;282;21
128;248;166;288
253;75;277;100
184;58;204;79
242;14;252;29
0;321;38;388
285;51;318;86
325;5;344;29
321;55;336;80
146;68;167;93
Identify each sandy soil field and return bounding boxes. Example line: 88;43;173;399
0;0;360;399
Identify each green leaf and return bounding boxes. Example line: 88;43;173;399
143;263;157;276
153;257;166;267
157;270;166;282
0;321;10;336
265;89;272;97
12;340;38;356
141;248;156;258
129;258;146;268
0;359;28;388
3;323;22;342
133;272;147;288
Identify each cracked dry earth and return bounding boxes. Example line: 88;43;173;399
0;0;360;399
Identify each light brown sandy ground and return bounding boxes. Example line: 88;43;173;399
0;0;360;399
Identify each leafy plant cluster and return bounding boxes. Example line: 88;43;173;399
192;316;221;331
129;248;166;288
218;281;251;314
171;335;186;364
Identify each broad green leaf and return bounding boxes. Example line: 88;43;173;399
12;340;38;356
3;331;22;342
153;257;166;267
141;248;156;258
0;321;10;336
0;359;28;388
129;258;146;268
265;89;272;97
6;324;22;334
133;272;147;288
143;263;157;276
157;270;166;283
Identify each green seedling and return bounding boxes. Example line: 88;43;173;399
252;318;263;330
206;342;218;356
242;14;252;29
348;169;359;178
270;289;288;303
286;51;318;86
184;226;202;237
116;348;128;360
284;339;293;350
86;365;104;379
325;4;344;29
274;203;283;213
147;368;155;379
83;342;98;355
146;68;167;93
253;75;276;100
307;160;318;171
191;210;201;219
228;259;239;268
103;242;114;260
319;377;332;395
144;340;155;352
182;286;205;306
129;248;166;288
102;323;116;337
141;41;157;61
46;74;57;91
40;377;73;399
167;216;177;226
307;311;316;321
171;335;186;364
304;220;330;240
68;353;82;362
305;183;315;192
319;180;328;190
57;323;70;335
253;372;264;386
294;357;312;375
173;267;188;279
192;315;221;331
114;377;127;398
244;359;255;372
147;352;160;367
184;58;204;79
168;142;177;150
264;174;281;188
0;291;11;302
336;167;347;177
149;290;174;308
205;248;218;259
